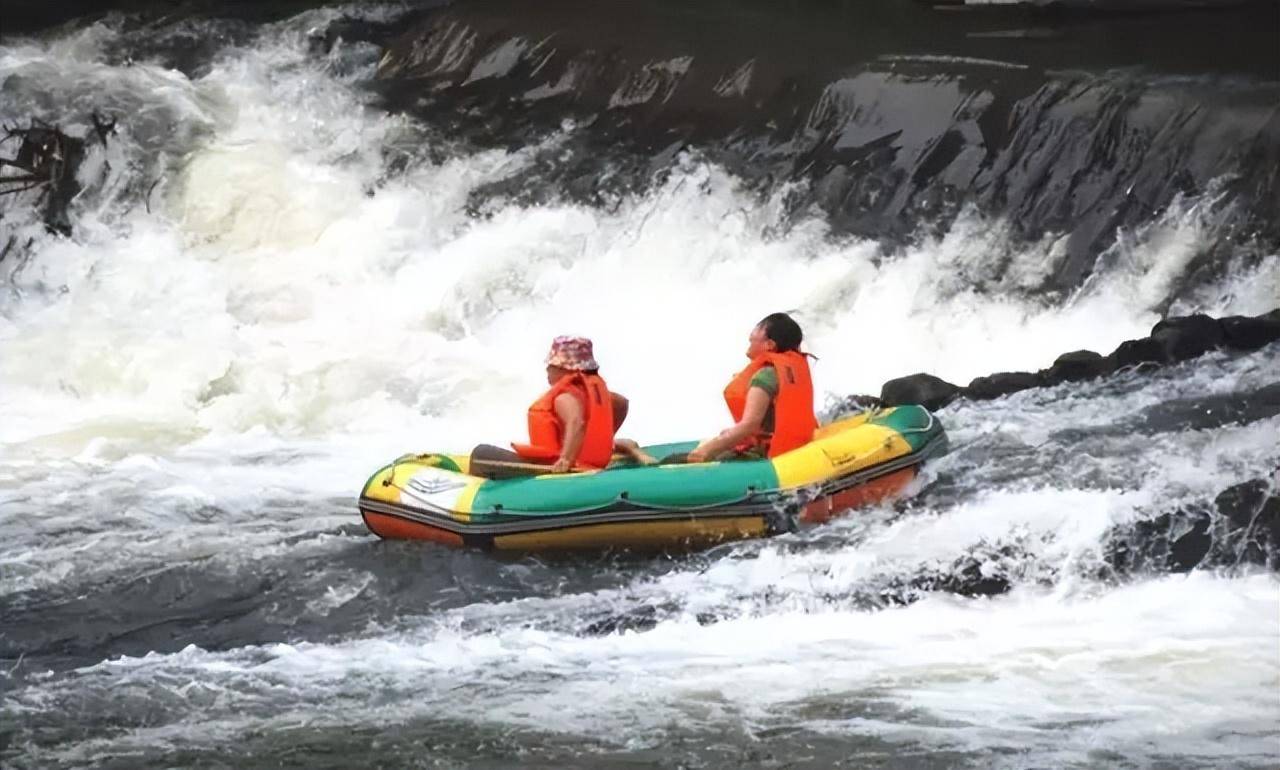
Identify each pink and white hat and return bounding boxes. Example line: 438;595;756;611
545;336;599;371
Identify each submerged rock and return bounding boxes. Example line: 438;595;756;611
1214;477;1280;569
1104;475;1280;575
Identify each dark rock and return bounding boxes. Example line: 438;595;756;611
933;0;1263;9
963;371;1043;401
880;373;960;411
1149;313;1225;361
932;557;1013;598
1167;512;1215;572
1105;507;1213;574
1215;477;1280;568
1042;350;1113;384
1219;314;1280;351
1105;476;1279;577
1108;311;1268;371
869;309;1277;413
5;1;383;35
877;541;1030;605
1133;382;1280;433
307;14;418;56
580;603;662;636
372;3;1280;293
1109;335;1173;369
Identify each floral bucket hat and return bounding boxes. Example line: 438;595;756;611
545;335;599;371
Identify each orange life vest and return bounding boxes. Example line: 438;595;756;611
723;351;817;458
512;373;615;469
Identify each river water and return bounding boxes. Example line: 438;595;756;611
1;5;1277;768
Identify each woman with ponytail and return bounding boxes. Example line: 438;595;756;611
685;312;818;463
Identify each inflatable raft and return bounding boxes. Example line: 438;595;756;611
358;405;947;552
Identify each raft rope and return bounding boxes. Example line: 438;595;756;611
380;452;434;496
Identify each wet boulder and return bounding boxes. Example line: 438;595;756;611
1149;314;1225;361
1105;507;1214;574
1132;382;1280;433
880;373;960;411
1109;335;1173;369
874;541;1031;607
1215;478;1279;569
1219;314;1280;351
1042;349;1113;384
1108;310;1275;370
307;14;412;55
1167;512;1215;571
1105;475;1279;576
929;552;1015;598
871;309;1278;414
963;371;1043;401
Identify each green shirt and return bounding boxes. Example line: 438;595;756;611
748;365;778;434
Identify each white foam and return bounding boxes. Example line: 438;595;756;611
15;572;1276;766
2;16;1278;767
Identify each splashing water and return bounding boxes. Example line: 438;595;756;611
2;9;1277;769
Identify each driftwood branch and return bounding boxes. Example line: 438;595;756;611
91;112;117;147
0;118;95;235
0;123;71;195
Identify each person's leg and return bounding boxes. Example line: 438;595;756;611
613;437;657;465
658;445;765;465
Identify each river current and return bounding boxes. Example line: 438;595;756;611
1;6;1277;768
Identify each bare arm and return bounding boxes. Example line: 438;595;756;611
611;392;629;432
687;386;771;463
551;392;586;472
607;391;656;464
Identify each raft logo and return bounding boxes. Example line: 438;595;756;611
405;469;467;505
821;447;861;468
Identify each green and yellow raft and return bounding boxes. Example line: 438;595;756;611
359;405;947;552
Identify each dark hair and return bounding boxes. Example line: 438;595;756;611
757;312;804;353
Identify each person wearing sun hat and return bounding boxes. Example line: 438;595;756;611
470;336;654;478
543;335;599;372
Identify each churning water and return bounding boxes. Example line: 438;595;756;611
2;7;1277;768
